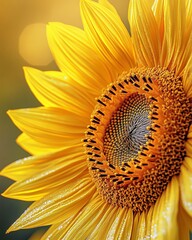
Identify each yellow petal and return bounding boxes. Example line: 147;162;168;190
126;207;151;239
183;56;192;99
8;107;85;148
17;133;62;155
40;215;76;240
106;208;133;240
0;144;82;181
179;164;192;217
81;0;135;75
178;205;192;240
24;67;94;117
183;156;192;173
151;176;179;239
130;213;140;240
63;193;106;239
28;229;45;240
186;0;192;27
128;0;160;67
47;22;111;95
152;0;164;44
160;0;186;71
186;137;192;158
7;177;95;232
131;212;147;239
2;154;88;201
41;193;102;239
145;205;154;238
186;125;192;139
175;1;192;75
88;204;133;239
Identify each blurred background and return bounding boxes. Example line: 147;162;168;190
0;0;129;239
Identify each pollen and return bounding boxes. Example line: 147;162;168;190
84;67;192;212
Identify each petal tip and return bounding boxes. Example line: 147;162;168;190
6;224;18;234
7;109;18;118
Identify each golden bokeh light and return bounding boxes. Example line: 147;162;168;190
19;23;53;66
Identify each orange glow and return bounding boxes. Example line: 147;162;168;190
19;23;53;66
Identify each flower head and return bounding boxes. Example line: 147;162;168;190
1;0;192;239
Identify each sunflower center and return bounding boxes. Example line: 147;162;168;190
104;93;151;166
84;67;192;212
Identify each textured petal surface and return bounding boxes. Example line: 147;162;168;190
7;178;95;232
8;107;85;148
16;133;62;155
2;153;87;201
131;212;147;240
179;158;192;217
40;215;79;240
128;0;160;67
40;193;102;240
130;208;155;239
130;213;140;240
3;0;192;239
178;205;192;240
151;176;179;239
0;144;82;181
63;194;106;239
48;194;131;240
175;0;192;75
186;125;192;140
87;202;133;240
160;0;186;71
145;205;154;239
153;0;191;75
186;137;192;158
183;56;192;99
81;0;135;75
47;22;111;95
105;207;133;240
24;67;94;117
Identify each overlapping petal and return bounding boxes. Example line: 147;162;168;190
129;207;153;239
2;153;87;201
152;0;164;43
145;205;154;238
87;201;133;239
178;205;192;240
128;0;160;67
179;158;192;217
2;0;192;239
158;0;185;71
0;144;83;181
16;133;61;155
130;213;140;239
81;0;135;75
40;215;79;240
186;137;192;158
24;67;94;117
105;208;133;240
130;209;155;240
8;107;85;148
44;193;132;240
183;56;192;98
62;194;106;239
150;176;179;239
175;0;192;75
47;22;111;95
7;177;95;232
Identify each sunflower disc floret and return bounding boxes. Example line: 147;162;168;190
85;67;192;211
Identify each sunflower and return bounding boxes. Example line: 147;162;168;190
2;0;192;239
